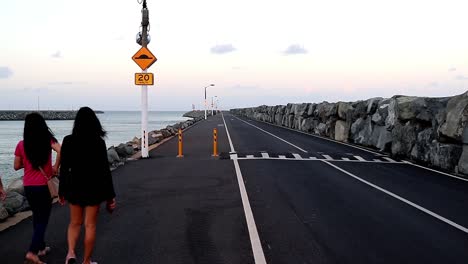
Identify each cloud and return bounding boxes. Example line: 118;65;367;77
283;44;308;55
51;51;62;58
449;67;457;72
210;44;236;54
455;75;468;80
427;82;439;87
0;66;13;79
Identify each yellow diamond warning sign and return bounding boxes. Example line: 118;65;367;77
132;47;157;70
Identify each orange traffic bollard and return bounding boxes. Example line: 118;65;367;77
212;128;219;157
177;129;183;158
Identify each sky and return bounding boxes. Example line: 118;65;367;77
0;0;467;111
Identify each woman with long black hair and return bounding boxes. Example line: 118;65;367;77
59;107;116;264
14;113;61;264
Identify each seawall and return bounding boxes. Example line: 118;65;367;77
230;92;468;176
0;111;78;120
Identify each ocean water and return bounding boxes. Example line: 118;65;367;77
0;111;190;187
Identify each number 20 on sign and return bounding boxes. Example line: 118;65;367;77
135;73;154;85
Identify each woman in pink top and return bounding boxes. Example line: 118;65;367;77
14;113;61;264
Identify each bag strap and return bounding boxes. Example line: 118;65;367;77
39;166;52;180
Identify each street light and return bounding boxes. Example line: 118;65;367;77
204;84;214;119
212;95;217;115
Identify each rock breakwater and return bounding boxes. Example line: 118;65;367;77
230;92;468;176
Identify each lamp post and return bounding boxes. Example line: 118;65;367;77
204;84;214;119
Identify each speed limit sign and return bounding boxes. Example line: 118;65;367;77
135;73;154;85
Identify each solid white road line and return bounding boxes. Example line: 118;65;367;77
221;112;267;264
402;161;468;182
232;115;308;153
246;155;255;158
322;160;468;234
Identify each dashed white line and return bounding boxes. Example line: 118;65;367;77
342;157;350;161
261;152;270;158
354;155;366;161
383;157;397;163
322;160;468;234
221;112;267;264
292;153;303;159
246;155;255;158
279;155;287;159
322;154;333;160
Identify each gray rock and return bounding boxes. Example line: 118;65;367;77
429;143;463;171
391;121;418;157
294;103;309;117
307;104;316;117
371;112;384;126
351;117;373;146
385;98;397;130
6;178;24;196
107;147;120;164
458;145;468;175
337;102;352;120
410;128;435;163
370;125;392;151
439;92;468;142
4;191;25;215
335;120;349;142
463;126;468;144
301;118;318;133
0;203;9;221
115;143;135;157
160;129;172;138
315;123;327;136
367;98;382;115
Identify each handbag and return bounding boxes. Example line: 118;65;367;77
39;167;59;199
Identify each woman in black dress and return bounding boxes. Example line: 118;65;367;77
59;107;116;264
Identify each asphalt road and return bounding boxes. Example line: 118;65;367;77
1;112;467;264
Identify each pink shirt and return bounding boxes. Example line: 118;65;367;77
15;140;53;186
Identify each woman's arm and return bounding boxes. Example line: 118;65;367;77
14;156;23;171
52;141;61;175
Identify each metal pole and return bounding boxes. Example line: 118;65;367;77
141;0;149;158
204;87;207;120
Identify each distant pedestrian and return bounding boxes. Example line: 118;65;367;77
59;107;116;264
14;113;61;264
0;177;6;201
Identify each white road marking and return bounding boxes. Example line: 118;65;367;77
221;112;267;264
246;155;255;158
322;154;333;160
322;160;468;234
374;159;382;162
342;157;350;161
383;157;397;163
230;154;238;159
292;153;303;159
402;161;468;182
279;155;287;159
261;152;270;158
233;115;308;153
354;155;366;161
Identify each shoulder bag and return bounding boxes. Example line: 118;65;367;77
39;167;59;199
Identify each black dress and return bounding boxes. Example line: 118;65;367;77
59;135;115;206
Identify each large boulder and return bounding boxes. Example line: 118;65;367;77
160;129;172;138
429;143;463;171
115;143;135;157
314;123;327;136
351;117;373;146
301;118;318;133
335;120;349;142
439;92;468;142
3;191;25;215
369;125;392;151
107;147;120;164
458;146;468;175
391;121;418;157
0;203;9;221
367;98;383;115
337;102;353;120
6;178;24;196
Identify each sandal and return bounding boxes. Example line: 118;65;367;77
38;246;51;256
25;252;46;264
65;254;77;264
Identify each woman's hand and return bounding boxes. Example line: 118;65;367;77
106;198;116;213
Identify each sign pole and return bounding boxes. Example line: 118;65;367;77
141;1;149;158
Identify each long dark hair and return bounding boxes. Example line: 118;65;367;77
23;113;57;169
72;107;106;140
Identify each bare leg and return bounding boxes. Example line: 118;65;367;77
83;205;100;264
67;204;84;259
